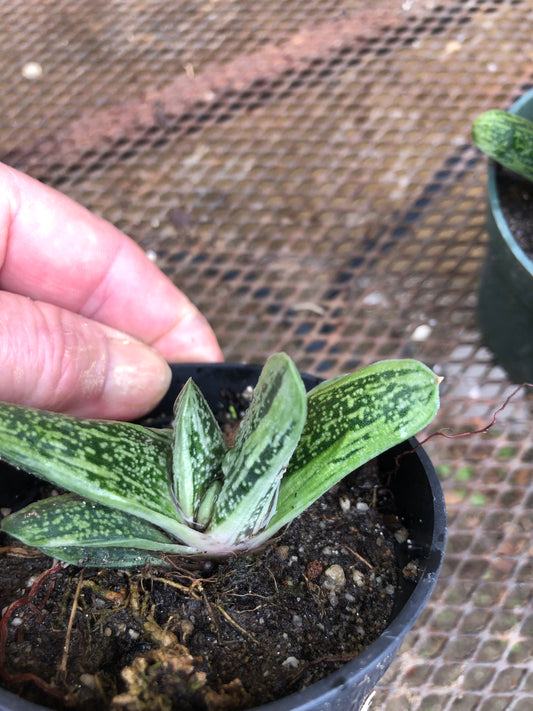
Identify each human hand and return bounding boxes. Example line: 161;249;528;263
0;163;223;419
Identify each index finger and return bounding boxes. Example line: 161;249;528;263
0;162;223;362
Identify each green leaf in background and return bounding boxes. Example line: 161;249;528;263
472;109;533;183
172;378;227;524
207;353;307;546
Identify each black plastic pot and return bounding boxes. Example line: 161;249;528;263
0;363;447;711
477;88;533;383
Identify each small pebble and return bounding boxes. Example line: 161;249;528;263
403;560;420;579
282;656;299;669
352;570;365;587
180;619;194;641
80;673;97;689
356;502;369;512
322;564;346;592
276;545;289;560
339;495;351;513
394;527;409;544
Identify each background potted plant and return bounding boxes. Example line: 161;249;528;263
0;355;446;711
473;88;533;383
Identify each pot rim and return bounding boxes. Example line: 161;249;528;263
487;87;533;277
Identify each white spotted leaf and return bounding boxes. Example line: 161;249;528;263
172;378;227;524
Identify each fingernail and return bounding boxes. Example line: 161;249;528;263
155;312;224;363
104;336;172;419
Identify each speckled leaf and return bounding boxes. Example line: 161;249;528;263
255;359;441;543
208;352;307;546
0;404;200;547
2;493;190;551
472;109;533;183
41;545;170;568
172;378;227;523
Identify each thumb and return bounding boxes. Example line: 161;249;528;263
0;292;171;419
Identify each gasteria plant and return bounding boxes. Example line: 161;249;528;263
0;354;440;568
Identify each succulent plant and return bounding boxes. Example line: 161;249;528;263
473;108;533;183
0;353;440;567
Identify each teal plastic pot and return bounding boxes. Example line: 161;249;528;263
0;363;446;711
477;88;533;383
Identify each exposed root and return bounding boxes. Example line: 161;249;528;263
58;569;84;680
344;544;374;570
214;604;259;645
150;575;203;599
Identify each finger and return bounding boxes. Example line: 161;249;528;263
0;162;223;362
0;291;171;419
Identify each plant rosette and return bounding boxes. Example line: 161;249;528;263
473;88;533;383
0;356;446;711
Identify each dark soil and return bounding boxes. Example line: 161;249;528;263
496;165;533;260
0;391;419;711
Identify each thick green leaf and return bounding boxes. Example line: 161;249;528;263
2;494;191;566
207;353;307;546
255;359;440;543
472;109;533;182
172;378;227;523
0;404;200;547
2;494;189;551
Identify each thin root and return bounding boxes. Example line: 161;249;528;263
58;569;84;680
214;603;259;645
